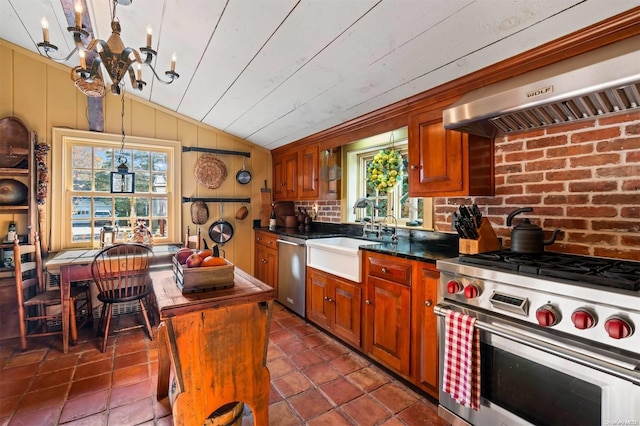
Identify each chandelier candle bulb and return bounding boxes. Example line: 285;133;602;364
74;2;82;27
146;27;152;48
137;63;142;81
79;50;86;69
41;18;49;42
171;53;176;72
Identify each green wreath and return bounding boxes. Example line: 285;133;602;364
367;148;404;193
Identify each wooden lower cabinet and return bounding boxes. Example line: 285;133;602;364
363;253;412;376
306;250;441;399
306;267;361;347
254;231;278;294
413;262;440;398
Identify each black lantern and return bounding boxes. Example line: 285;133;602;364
110;89;135;193
110;159;135;193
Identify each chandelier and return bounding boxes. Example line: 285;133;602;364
37;0;178;97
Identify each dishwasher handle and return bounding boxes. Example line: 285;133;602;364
277;239;305;247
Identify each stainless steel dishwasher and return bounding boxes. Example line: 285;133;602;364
276;235;306;317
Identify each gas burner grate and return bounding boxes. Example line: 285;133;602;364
459;251;640;291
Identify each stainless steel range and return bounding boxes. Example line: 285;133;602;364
435;251;640;426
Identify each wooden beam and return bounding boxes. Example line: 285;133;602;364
59;0;104;132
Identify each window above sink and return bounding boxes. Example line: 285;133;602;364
343;127;433;229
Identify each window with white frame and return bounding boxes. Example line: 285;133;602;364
50;128;181;251
345;129;429;228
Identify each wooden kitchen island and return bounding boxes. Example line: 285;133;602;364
151;267;274;426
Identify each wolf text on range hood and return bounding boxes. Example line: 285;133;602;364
443;35;640;138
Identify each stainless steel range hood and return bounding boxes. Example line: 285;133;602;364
443;35;640;138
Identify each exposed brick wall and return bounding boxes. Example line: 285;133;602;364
434;111;640;261
296;200;342;223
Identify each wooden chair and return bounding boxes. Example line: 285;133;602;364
91;243;155;352
14;234;92;352
184;226;201;250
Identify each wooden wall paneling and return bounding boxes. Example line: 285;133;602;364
131;101;157;139
103;93;130;136
0;45;13;117
155;111;179;141
46;65;79;131
13;52;47;135
74;90;90;132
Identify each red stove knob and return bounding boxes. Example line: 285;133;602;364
464;284;480;299
536;305;560;327
571;309;596;330
604;316;633;339
447;280;462;294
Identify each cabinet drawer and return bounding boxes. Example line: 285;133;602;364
255;230;279;249
366;255;412;286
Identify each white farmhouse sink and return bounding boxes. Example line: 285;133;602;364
306;237;374;283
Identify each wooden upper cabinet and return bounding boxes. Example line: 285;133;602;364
273;151;298;200
299;145;319;199
408;108;494;197
272;145;320;200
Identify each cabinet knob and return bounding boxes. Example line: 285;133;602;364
381;267;387;274
365;300;371;305
410;164;418;170
261;258;267;263
256;237;261;241
425;300;433;307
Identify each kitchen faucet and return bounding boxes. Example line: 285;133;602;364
380;215;398;242
353;197;379;237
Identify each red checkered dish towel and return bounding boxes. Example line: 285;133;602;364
442;310;481;410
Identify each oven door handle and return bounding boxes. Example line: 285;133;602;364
435;303;640;385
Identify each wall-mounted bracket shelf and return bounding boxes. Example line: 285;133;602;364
183;146;250;158
182;197;251;204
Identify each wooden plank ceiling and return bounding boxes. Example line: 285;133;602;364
1;0;637;149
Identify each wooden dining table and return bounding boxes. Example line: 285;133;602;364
44;249;99;353
44;245;181;353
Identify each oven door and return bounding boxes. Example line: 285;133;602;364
436;303;640;426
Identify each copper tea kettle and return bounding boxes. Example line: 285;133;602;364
506;207;561;254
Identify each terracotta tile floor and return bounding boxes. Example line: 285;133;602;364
0;303;448;425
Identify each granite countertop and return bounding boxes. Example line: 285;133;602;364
255;223;459;264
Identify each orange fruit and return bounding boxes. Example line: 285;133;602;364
201;256;227;267
197;249;213;258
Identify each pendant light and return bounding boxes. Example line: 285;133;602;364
110;88;134;193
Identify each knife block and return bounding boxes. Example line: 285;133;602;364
459;218;501;254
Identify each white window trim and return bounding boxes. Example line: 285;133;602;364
343;128;433;229
50;128;182;251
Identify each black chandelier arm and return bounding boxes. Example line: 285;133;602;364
37;26;89;62
143;62;180;84
139;47;157;64
127;67;146;91
37;42;75;62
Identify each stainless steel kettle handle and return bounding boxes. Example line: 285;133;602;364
506;207;533;227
